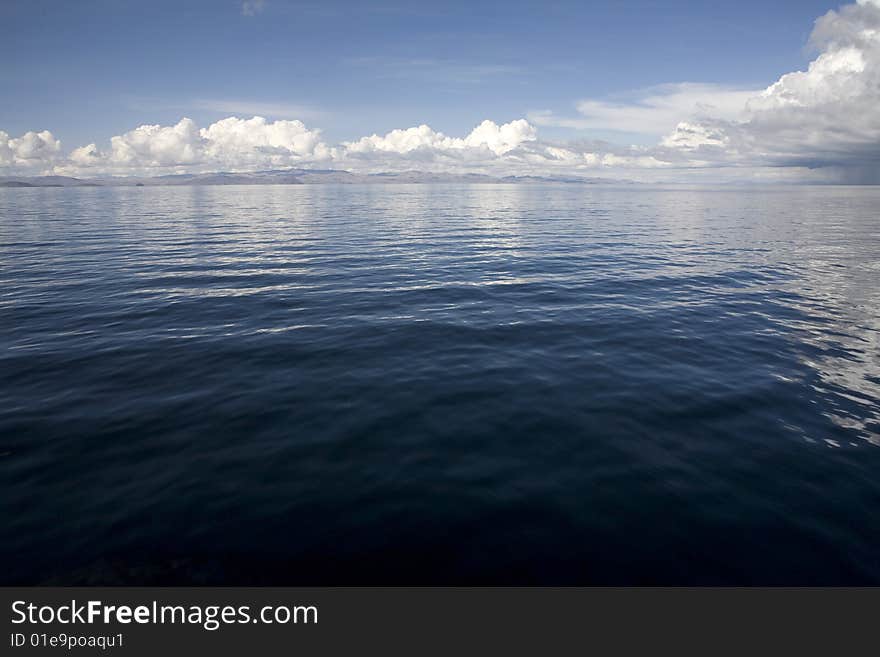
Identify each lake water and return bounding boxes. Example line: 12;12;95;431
1;184;879;584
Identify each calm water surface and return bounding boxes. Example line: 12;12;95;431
1;184;879;584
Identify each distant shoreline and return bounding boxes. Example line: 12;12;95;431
0;169;637;188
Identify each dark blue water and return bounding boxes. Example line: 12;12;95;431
2;184;879;584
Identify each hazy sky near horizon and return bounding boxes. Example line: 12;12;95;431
3;0;880;182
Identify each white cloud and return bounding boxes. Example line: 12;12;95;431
0;132;11;166
660;122;731;151
54;116;330;175
658;0;880;180
531;83;760;138
107;118;204;168
0;130;61;174
69;143;102;167
201;116;330;165
341;119;536;157
241;0;265;16
534;0;880;180
332;120;672;176
43;117;549;177
465;119;537;154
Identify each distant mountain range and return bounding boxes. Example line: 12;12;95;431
0;169;632;187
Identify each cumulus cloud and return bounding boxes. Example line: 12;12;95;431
107;118;204;168
331;120;671;174
201;116;330;166
527;0;880;180
330;120;671;176
657;0;880;180
55;116;330;175
0;130;61;173
342;119;536;157
43;117;561;177
0;113;806;181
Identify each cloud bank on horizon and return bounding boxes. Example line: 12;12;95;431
2;0;879;183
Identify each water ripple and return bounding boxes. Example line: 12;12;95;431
1;184;879;584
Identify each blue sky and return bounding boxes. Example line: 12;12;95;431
2;0;879;182
1;0;835;145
